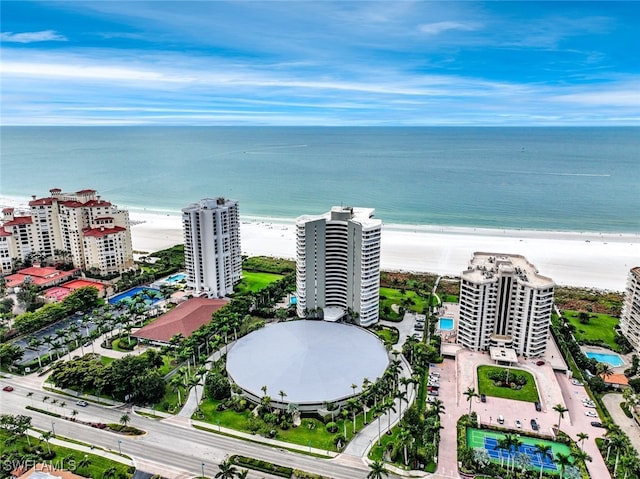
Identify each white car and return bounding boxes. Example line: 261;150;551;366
515;419;522;428
584;404;597;409
585;411;597;417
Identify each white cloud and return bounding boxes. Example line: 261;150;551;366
419;21;478;35
550;89;640;107
0;30;67;43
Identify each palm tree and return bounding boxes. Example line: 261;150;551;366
119;413;130;427
279;389;287;405
463;386;478;415
170;375;184;406
40;430;53;454
77;455;91;473
573;448;592;466
534;443;553;479
577;432;589;450
395;389;408;418
553;403;569;431
396;427;413;466
508;435;523;473
215;459;237;479
555;452;573;479
597;362;614;381
495;437;510;468
429;398;446;417
28;337;43;368
367;459;388;479
103;466;117;479
235;470;249;479
385;397;397;433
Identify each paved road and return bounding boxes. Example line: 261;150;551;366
1;378;404;479
602;393;640;454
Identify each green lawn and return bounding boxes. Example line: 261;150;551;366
563;310;620;351
0;429;133;478
379;288;432;319
235;271;284;294
373;325;399;347
477;366;540;403
196;399;366;451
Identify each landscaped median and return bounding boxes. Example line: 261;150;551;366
230;455;332;479
477;365;540;403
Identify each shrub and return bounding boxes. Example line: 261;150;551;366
325;421;338;433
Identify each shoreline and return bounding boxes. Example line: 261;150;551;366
122;210;640;292
2;195;638;291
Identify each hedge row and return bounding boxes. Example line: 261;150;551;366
230;455;293;477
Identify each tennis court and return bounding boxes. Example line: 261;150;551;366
467;427;571;473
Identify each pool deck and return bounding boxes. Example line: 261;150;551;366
581;344;630;370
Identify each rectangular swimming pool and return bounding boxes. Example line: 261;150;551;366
585;351;625;367
439;318;454;330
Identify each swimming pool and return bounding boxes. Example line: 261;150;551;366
166;273;186;283
439;318;454;330
586;351;625;367
109;287;163;305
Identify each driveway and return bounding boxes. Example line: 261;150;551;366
602;393;640;454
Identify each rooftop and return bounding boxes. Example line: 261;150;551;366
133;297;227;343
462;252;554;289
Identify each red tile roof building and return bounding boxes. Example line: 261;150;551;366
133;297;228;344
0;188;134;275
5;265;80;289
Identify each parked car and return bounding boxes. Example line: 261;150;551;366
480;394;487;403
591;421;605;428
536;360;545;366
2;386;14;392
530;419;539;431
428;390;439;396
571;379;583;386
515;419;522;428
76;400;88;407
497;415;504;424
585;411;597;417
535;402;542;412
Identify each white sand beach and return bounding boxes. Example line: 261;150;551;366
1;196;637;291
128;210;639;292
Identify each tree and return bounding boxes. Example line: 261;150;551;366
279;389;287;405
396;427;413;466
597;362;614;381
0;343;24;370
555;452;573;479
215;459;237;479
463;386;478;415
236;470;249;479
120;413;130;427
77;455;91;473
553;403;569;431
40;430;53;454
367;459;388;479
577;432;589;450
170;375;184;406
103;466;117;479
534;443;553;479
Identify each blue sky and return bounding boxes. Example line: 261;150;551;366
1;1;638;126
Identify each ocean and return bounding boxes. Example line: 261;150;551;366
1;126;638;233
